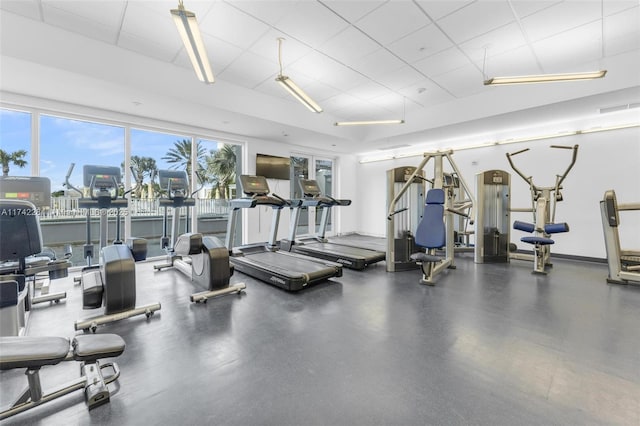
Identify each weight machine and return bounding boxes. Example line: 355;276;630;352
600;190;640;285
506;144;578;274
387;151;475;284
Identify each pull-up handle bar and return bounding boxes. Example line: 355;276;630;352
64;163;83;197
552;144;579;190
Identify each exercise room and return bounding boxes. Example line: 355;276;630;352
0;1;639;424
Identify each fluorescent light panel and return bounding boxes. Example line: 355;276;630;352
276;75;323;113
359;122;639;163
484;70;606;86
335;119;405;126
171;2;214;84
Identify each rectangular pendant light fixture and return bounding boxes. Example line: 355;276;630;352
334;119;405;126
171;1;214;84
484;70;606;86
275;38;322;113
276;75;323;113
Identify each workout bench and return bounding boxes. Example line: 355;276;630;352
0;333;125;420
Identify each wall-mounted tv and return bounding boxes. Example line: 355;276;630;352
256;154;291;180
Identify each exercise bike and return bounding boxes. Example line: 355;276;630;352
65;164;161;332
153;170;245;303
506;144;578;274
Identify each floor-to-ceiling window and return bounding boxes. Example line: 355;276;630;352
0;105;244;265
39;114;125;265
0;108;31;176
290;155;334;238
129;129;191;258
199;139;241;244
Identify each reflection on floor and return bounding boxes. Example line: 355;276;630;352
1;253;639;425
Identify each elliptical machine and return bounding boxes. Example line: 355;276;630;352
153;170;245;303
66;164;161;332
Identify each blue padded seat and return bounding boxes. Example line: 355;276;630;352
521;236;555;246
410;188;446;264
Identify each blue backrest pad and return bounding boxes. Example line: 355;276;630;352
415;189;446;249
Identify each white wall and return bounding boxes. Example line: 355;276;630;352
355;127;640;259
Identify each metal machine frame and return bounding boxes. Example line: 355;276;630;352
387;151;475;284
506;144;578;274
600;190;640;285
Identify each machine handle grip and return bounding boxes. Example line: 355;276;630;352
509;148;530;156
387;207;408;220
272;193;290;206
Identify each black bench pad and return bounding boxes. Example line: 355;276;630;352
0;336;70;370
72;334;125;363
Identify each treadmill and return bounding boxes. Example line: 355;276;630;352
281;179;386;270
225;175;342;291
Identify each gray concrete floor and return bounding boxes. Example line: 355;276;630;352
1;253;639;425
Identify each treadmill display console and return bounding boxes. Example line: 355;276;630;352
299;179;321;197
240;175;270;196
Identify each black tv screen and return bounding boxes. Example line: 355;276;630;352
256;154;290;180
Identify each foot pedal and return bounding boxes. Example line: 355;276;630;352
82;362;110;409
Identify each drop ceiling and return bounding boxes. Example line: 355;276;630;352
0;0;639;154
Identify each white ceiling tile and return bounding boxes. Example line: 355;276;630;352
120;2;181;57
604;6;640;56
41;2;121;44
413;47;470;77
604;1;640;16
355;1;431;46
375;66;426;91
43;0;125;26
201;1;271;50
118;31;180;63
459;22;528;65
413;1;474;21
482;45;540;77
171;32;245;76
227;0;300;26
533;21;604;72
217;51;278;88
289;51;338;80
0;0;42;20
352;49;406;80
388;24;453;64
320;0;386;23
347;81;393;101
250;30;309;64
398;80;453;106
521;1;602;42
437;0;515;44
289;50;369;91
368;92;406;112
321;93;361;111
302;80;342;102
275;1;350;47
430;63;484;98
509;1;563;19
318;26;380;64
328;66;370;92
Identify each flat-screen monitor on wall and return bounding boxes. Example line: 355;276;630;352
256;154;290;180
